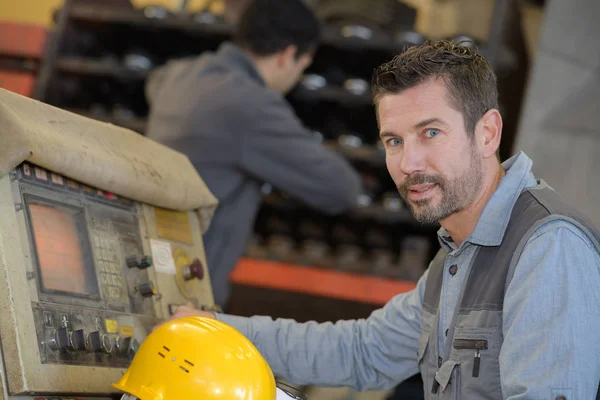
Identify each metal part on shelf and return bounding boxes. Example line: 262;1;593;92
301;74;328;90
395;30;427;46
266;234;297;263
142;5;172;19
343;78;369;96
340;25;373;40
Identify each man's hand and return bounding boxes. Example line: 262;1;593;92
171;305;216;321
152;305;216;331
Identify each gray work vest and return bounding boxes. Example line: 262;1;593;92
418;183;600;399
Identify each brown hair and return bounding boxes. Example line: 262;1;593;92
372;40;498;135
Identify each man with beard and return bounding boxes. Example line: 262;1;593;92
160;41;600;399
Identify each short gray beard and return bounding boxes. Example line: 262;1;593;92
398;146;483;224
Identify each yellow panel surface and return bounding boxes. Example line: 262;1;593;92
120;325;135;337
154;208;194;245
105;319;118;334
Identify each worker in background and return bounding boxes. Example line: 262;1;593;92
163;41;600;399
144;0;362;308
113;316;306;399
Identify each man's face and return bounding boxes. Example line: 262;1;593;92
378;79;484;224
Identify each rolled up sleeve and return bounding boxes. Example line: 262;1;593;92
217;269;430;391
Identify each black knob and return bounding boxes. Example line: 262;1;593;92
126;255;152;269
128;338;140;361
69;329;86;351
48;327;69;351
138;282;156;298
182;258;204;281
116;336;132;356
86;331;102;353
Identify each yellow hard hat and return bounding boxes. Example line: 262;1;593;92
113;316;277;400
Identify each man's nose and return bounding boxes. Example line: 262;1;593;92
400;142;426;175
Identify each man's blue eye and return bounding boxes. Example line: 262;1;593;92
389;138;403;146
425;129;440;138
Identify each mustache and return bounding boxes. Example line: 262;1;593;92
397;174;444;196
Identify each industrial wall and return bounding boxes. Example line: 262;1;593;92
516;0;600;226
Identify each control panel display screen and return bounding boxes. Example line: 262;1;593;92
27;200;99;297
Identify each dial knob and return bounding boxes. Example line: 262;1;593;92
115;336;132;356
101;334;113;354
86;331;102;353
128;338;140;361
182;258;204;281
126;255;152;269
137;282;156;298
47;327;69;351
69;329;86;351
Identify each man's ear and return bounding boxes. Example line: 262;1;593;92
277;45;298;67
475;108;502;159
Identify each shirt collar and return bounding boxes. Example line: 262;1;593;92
216;42;266;86
437;151;538;250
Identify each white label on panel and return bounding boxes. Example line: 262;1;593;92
150;239;176;275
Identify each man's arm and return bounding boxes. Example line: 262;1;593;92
501;221;600;399
216;269;429;391
238;92;362;215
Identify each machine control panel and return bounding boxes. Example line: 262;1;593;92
6;162;212;373
0;88;217;398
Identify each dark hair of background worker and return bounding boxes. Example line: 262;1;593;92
236;0;320;77
144;0;362;309
233;0;320;92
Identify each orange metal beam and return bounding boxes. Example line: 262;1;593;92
231;257;417;306
0;70;36;96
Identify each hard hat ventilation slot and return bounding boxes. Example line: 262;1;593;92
179;366;190;373
184;360;194;367
158;345;171;358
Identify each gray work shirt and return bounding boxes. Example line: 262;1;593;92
218;151;600;399
145;43;361;306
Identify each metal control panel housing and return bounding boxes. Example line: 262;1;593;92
0;163;215;398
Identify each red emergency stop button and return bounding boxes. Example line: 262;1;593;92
182;258;204;281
